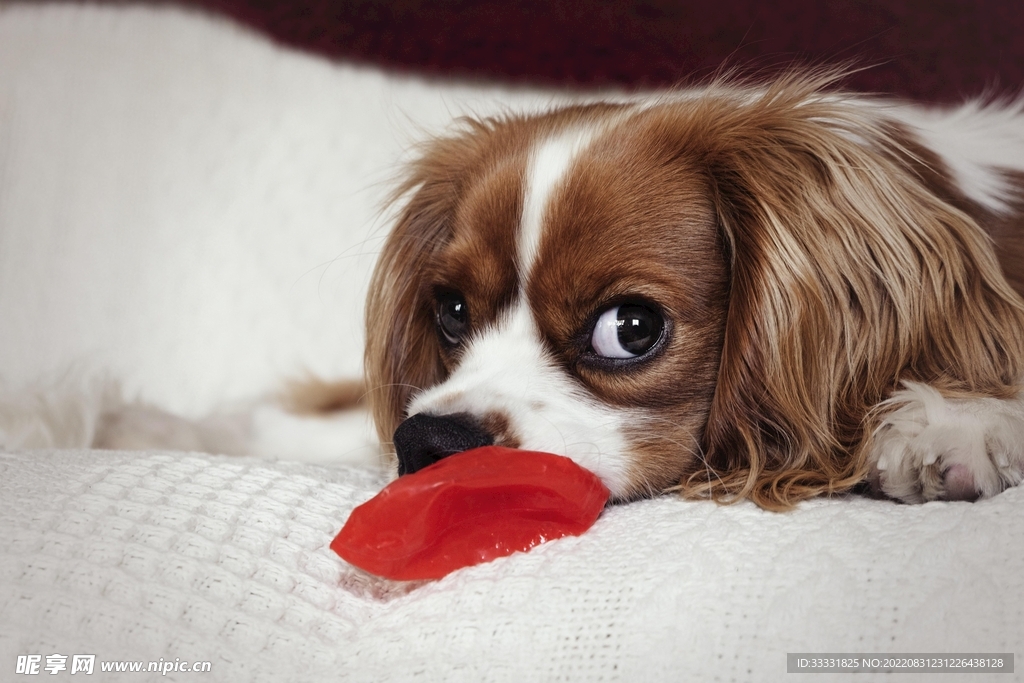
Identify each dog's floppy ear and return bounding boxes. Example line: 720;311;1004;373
364;124;487;447
680;74;1024;508
366;117;521;447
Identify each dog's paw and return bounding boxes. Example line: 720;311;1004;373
868;382;1024;503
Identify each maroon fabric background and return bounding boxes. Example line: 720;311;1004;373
157;1;1022;102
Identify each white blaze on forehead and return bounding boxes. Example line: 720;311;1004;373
407;302;634;497
517;126;601;279
408;117;643;498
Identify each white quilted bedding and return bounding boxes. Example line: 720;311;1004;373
2;447;1023;682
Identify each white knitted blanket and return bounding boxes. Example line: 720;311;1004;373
2;448;1022;682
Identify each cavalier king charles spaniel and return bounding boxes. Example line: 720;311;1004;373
364;71;1024;509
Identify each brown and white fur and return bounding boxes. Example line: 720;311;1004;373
366;71;1024;509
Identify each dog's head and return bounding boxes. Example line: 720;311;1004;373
365;73;1024;506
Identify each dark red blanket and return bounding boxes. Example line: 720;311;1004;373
156;1;1024;101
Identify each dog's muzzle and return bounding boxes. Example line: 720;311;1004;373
393;412;494;476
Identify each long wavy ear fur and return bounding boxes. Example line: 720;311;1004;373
675;71;1024;509
364;118;503;449
364;156;451;449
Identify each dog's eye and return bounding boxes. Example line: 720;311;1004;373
591;303;664;359
436;292;469;345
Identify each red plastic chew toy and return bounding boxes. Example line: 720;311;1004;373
331;446;610;581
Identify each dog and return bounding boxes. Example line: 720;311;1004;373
8;70;1022;510
364;70;1024;509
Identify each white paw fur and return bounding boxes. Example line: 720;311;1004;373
869;381;1024;502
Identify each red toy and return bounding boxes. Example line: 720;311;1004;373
331;446;610;581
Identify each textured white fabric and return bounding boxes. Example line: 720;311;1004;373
2;447;1022;682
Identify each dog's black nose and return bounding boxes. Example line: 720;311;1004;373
393;412;494;476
